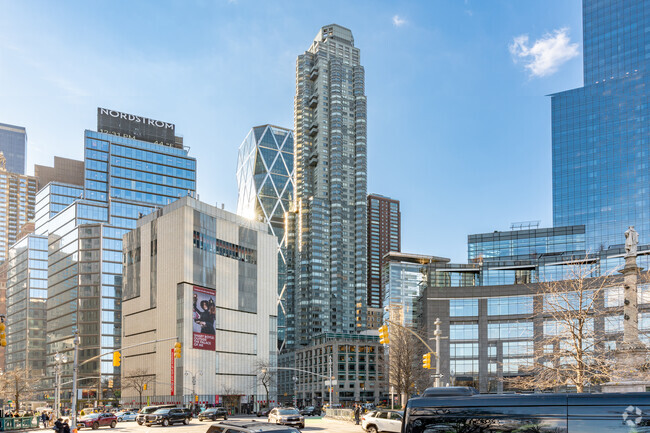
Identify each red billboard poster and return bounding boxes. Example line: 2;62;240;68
192;286;216;350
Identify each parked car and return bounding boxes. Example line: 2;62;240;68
361;410;402;433
207;420;300;433
77;413;118;430
256;407;273;417
198;407;228;421
144;408;191;427
136;405;177;425
299;407;320;416
115;411;137;422
268;408;304;429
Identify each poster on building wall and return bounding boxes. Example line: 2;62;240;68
192;286;216;350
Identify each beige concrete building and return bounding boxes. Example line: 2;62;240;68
121;197;278;410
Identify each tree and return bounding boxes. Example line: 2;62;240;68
254;359;274;409
386;323;430;407
122;368;152;408
0;368;35;412
506;263;632;392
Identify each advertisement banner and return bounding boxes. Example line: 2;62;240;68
192;286;216;350
171;348;175;396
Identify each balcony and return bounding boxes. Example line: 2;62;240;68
309;153;318;167
308;123;318;136
309;94;318;108
310;66;319;81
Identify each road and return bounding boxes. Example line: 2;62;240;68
31;416;365;433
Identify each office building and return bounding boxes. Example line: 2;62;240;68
0;123;26;175
35;156;85;191
552;0;650;251
236;125;294;351
121;196;277;409
0;154;37;263
5;232;48;374
286;24;368;349
281;333;385;406
34;108;196;401
382;252;443;327
367;194;400;309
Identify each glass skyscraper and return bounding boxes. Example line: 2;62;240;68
0;123;27;175
552;0;650;251
367;194;400;309
236;124;294;351
286;24;368;348
34;109;196;400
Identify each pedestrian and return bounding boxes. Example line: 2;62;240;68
41;412;47;428
54;418;64;433
354;404;360;425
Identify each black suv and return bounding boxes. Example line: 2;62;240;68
198;408;228;421
144;408;191;427
207;421;299;433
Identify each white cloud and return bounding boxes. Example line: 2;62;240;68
392;15;407;27
509;28;579;77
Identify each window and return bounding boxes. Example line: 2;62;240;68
450;323;478;340
488;321;533;340
449;299;478;317
488;296;533;316
604;287;623;308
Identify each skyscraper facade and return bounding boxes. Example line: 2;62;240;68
0;155;37;263
236;125;294;351
34;108;196;398
0;123;27;175
552;0;650;251
287;24;368;348
367;194;400;309
5;233;48;374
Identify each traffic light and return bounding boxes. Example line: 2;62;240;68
174;342;182;358
108;379;114;388
378;325;389;344
0;320;6;347
113;351;121;367
422;352;432;369
143;384;147;391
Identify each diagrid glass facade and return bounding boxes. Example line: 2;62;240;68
552;0;650;251
236;124;294;351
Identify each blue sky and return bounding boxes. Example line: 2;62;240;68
0;0;583;262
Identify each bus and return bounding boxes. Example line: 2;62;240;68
402;387;650;433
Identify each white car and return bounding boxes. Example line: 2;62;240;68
268;407;305;429
361;410;403;433
115;411;137;422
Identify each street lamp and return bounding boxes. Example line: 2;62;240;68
292;376;298;408
184;371;203;412
54;352;68;418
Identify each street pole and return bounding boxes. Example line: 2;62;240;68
293;377;297;408
434;318;441;387
55;362;59;419
328;355;332;407
71;331;80;433
185;371;202;412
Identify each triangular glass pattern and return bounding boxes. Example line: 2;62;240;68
259;147;278;168
254;151;267;175
270;157;288;176
253;126;266;143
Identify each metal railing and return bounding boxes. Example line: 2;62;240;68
0;416;37;431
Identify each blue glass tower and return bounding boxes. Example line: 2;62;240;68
0;122;26;174
552;0;650;251
37;108;196;398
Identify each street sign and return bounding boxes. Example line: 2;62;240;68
324;380;338;386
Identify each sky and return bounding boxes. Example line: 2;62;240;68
0;0;584;262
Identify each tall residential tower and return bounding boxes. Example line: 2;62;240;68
286;24;368;348
367;194;400;309
0;123;27;175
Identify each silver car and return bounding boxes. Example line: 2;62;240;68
267;408;304;429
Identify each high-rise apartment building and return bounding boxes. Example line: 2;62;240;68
34;108;196;399
0;123;27;175
286;24;368;348
236;125;294;351
0;154;37;263
552;0;650;251
367;194;400;309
